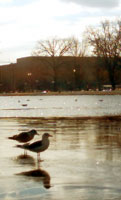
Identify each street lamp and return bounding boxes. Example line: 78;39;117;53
73;69;76;90
27;72;32;91
27;72;32;76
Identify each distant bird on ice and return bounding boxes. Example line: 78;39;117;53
8;129;38;155
16;133;52;161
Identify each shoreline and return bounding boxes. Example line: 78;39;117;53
0;115;121;120
0;90;121;96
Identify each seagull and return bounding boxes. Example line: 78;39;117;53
16;133;52;161
8;129;39;155
8;129;38;143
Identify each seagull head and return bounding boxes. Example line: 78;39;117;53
42;133;52;139
30;129;39;135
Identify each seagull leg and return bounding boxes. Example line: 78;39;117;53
37;159;40;169
37;152;40;162
24;149;27;157
37;153;43;162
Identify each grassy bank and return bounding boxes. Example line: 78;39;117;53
0;90;121;96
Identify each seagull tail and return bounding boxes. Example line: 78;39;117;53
16;144;23;148
8;135;17;140
8;136;14;140
15;143;30;149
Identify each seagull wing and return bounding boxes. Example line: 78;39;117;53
18;131;28;138
8;132;28;141
28;140;43;149
17;131;31;142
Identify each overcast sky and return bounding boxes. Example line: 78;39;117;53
0;0;120;64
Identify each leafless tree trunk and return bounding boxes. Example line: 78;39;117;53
32;38;71;91
68;37;88;90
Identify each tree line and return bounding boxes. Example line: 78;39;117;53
0;19;120;92
32;18;121;91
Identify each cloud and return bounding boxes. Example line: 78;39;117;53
0;0;35;6
0;0;82;62
61;0;121;8
0;0;121;64
0;0;13;2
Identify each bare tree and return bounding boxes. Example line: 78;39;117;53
69;37;88;57
86;19;121;90
68;37;88;90
32;38;71;91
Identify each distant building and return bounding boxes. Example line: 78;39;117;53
0;56;120;92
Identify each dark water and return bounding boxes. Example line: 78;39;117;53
0;117;121;200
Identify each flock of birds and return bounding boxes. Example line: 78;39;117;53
8;129;52;162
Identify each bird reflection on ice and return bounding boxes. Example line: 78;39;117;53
16;168;51;189
14;154;36;167
14;153;51;189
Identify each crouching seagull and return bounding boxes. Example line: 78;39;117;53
8;129;38;155
8;129;38;143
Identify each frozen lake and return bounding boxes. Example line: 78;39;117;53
0;95;121;200
0;95;121;118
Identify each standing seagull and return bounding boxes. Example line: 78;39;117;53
8;129;38;155
16;133;52;161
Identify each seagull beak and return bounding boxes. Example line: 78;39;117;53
48;134;53;137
